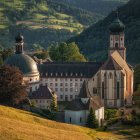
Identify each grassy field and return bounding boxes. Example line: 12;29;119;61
1;105;140;140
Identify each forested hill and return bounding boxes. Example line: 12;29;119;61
0;0;127;51
0;0;101;50
68;0;140;65
57;0;129;16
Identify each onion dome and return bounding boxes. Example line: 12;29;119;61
15;32;24;43
109;11;125;33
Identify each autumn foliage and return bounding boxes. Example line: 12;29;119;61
0;65;27;106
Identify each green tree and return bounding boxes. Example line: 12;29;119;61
0;65;27;106
33;50;49;60
86;108;98;128
50;92;58;111
49;42;87;62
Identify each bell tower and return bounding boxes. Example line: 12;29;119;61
109;12;126;60
15;33;24;54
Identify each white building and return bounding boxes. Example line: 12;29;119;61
65;81;104;126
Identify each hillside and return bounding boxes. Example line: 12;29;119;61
0;0;128;51
56;0;129;16
0;105;132;140
68;0;140;65
0;0;101;50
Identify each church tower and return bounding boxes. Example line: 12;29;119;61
15;33;24;54
109;12;126;60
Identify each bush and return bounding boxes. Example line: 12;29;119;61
107;117;121;126
105;109;118;120
121;114;140;126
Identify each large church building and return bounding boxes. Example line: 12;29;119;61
4;15;133;109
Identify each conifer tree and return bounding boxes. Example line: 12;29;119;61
50;92;58;111
86;108;98;128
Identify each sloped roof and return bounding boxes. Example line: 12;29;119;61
101;56;122;70
79;80;91;98
29;85;53;99
111;51;133;73
38;62;102;78
66;99;88;111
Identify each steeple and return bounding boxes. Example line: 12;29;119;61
15;33;24;54
109;11;126;60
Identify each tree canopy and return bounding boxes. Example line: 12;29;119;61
49;42;87;62
0;65;27;106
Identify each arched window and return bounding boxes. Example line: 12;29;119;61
117;82;120;99
115;43;118;49
109;73;113;79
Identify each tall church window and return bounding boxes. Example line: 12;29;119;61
115;43;118;49
117;82;120;99
109;73;113;79
102;82;104;99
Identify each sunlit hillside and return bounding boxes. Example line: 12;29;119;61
0;105;134;140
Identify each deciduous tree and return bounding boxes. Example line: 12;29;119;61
0;65;27;106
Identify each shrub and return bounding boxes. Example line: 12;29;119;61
121;114;140;126
105;109;118;120
107;117;121;126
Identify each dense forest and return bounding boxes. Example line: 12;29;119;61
57;0;128;16
69;0;140;65
0;0;126;51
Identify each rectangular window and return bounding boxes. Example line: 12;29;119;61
65;95;68;101
65;88;68;92
65;83;68;86
60;95;63;99
70;95;73;100
60;83;63;86
55;83;58;86
55;88;58;92
70;88;73;92
60;88;63;92
50;83;53;86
